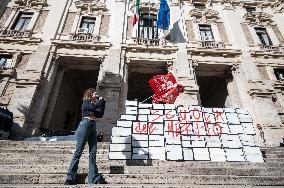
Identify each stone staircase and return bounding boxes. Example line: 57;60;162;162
0;141;283;187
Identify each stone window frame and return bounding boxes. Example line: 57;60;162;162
249;25;280;47
1;7;43;36
70;13;102;37
0;52;22;70
193;22;222;43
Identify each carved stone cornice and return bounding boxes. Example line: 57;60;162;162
247;80;275;99
243;11;274;26
13;0;47;9
272;0;284;13
74;0;106;13
189;8;219;23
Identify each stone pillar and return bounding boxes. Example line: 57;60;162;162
96;48;123;141
174;44;199;106
225;65;242;108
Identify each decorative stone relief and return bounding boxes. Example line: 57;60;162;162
74;0;106;13
243;12;274;26
14;0;47;9
189;8;219;23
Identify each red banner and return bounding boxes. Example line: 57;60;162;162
148;73;184;104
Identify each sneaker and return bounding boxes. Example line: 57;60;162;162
64;179;75;185
94;177;108;184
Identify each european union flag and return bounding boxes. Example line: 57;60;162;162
157;0;170;30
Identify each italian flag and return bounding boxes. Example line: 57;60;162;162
132;0;140;26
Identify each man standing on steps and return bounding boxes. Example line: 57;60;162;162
64;88;107;185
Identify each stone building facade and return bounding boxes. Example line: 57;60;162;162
0;0;283;146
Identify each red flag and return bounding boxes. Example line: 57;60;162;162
148;73;177;94
148;73;184;104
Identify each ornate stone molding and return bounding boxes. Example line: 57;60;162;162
247;80;275;99
74;0;106;13
272;0;284;13
243;12;274;26
14;0;47;9
189;8;219;23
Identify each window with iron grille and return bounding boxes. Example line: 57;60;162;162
199;25;214;41
138;13;158;40
0;55;13;69
246;7;256;13
12;13;33;31
194;4;206;10
255;27;272;45
275;69;284;81
78;17;96;34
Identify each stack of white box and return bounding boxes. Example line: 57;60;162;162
109;101;263;162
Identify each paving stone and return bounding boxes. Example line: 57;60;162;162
245;154;264;162
152;104;165;109
109;152;131;159
148;115;164;123
138;103;152;108
183;148;194;160
117;120;133;128
206;136;222;148
110;144;131;152
193;148;210;161
120;115;137;121
132;154;148;159
112;127;132;136
223;108;236;113
133;147;149;154
229;125;244;134
125;100;138;106
238;114;253;123
111;136;131;144
209;148;226;162
225;149;245;162
226;113;240;124
139;109;151;115
166;145;183;160
138;115;148;121
126;107;138;115
132;140;148;147
164;104;176;109
132;134;148;141
239;135;256;146
242;123;256;135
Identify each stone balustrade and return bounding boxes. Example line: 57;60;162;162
0;30;31;38
259;44;283;52
69;33;101;42
197;41;225;48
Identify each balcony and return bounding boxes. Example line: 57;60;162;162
258;44;283;52
197;41;225;48
69;33;101;42
133;37;161;46
0;29;31;38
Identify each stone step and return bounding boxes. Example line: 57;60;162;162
0;174;283;185
0;142;109;150
0;165;282;176
0;184;267;188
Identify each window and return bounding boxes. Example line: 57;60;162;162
78;17;96;34
0;55;13;69
12;13;33;31
246;7;256;12
255;28;272;45
194;4;206;10
275;69;284;81
138;13;158;40
199;25;214;41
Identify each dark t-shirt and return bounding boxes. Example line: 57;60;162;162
81;99;106;118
